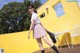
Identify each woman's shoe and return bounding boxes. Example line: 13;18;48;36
41;50;45;53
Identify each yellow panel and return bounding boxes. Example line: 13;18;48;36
71;36;80;45
55;32;71;46
0;31;42;53
37;0;80;32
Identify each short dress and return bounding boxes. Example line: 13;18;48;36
31;12;46;39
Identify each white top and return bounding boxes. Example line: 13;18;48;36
31;12;41;24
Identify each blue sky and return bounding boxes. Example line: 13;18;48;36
32;0;47;4
0;0;47;9
0;0;23;9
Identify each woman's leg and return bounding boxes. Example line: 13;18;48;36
42;36;54;47
36;38;45;53
42;36;60;53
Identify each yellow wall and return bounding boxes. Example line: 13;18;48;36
37;0;80;32
0;31;50;53
0;31;79;53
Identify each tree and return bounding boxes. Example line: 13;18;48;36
0;0;42;34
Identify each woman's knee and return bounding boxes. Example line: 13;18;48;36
42;36;48;41
42;36;54;46
38;43;43;47
36;38;43;47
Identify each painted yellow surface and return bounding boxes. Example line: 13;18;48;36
55;32;71;47
37;0;80;32
71;36;80;45
0;31;50;53
37;0;80;47
0;0;80;53
0;31;80;53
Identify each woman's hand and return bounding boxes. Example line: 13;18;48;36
28;32;30;39
28;20;35;39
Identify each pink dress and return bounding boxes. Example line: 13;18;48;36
31;12;46;39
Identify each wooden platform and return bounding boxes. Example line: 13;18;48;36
33;46;80;53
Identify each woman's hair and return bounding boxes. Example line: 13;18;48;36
28;4;37;13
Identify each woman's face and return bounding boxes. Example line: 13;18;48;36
28;8;34;14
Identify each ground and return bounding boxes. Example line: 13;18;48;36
33;45;80;53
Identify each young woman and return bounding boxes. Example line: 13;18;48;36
28;5;60;53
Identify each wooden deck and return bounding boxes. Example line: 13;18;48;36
33;45;80;53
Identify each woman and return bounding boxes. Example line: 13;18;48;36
28;5;60;53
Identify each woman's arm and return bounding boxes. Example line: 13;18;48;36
28;20;35;39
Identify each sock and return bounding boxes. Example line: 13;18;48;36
51;46;60;53
41;50;45;53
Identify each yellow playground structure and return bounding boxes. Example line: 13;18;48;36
0;0;80;53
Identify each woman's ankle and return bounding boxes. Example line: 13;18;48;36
41;50;45;53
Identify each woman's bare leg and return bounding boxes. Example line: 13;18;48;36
36;38;45;53
42;36;60;53
42;36;54;47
